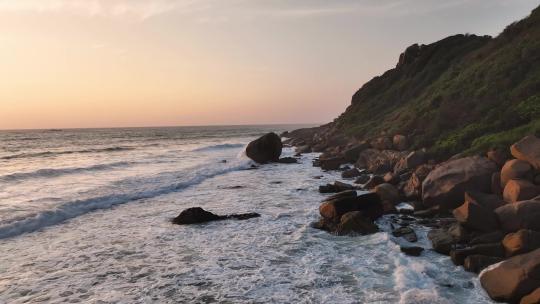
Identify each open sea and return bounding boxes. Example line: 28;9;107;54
0;126;494;303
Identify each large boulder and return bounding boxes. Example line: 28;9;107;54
373;183;400;205
503;229;540;257
393;134;408;151
464;191;506;211
520;288;540;304
319;181;355;193
428;229;457;254
501;159;533;188
336;211;379;235
394;150;426;174
319;192;383;222
511;135;540;170
480;248;540;303
450;243;505;266
495;199;540;232
319;157;347;171
422;156;498;210
464;255;504;274
343;142;370;162
453;200;499;232
356;149;407;174
503;179;540;204
403;164;433;199
246;133;282;163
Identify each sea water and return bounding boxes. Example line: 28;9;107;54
0;126;494;303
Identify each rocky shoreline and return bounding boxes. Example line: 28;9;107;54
278;130;540;304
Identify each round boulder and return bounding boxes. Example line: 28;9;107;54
246;132;283;163
501;159;533;188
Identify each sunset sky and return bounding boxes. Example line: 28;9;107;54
0;0;538;130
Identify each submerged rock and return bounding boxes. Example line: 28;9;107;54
277;157;298;164
173;207;260;225
400;246;424;256
336;211;379;236
246;132;283;163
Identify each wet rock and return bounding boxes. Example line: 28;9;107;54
448;223;470;243
320;157;347;171
501;159;533;188
246;132;282;163
502;229;540;257
364;175;385;189
392;226;418;242
277;157;298;164
480;248;540;303
520;288;540;304
428;229;456;254
463;255;503;274
342;168;362;179
511;135;540;170
470;231;505;245
383;172;399;185
422;156;498;210
295;145;312;154
373;183;400;205
495;199;540;232
450;243;505;266
172;207;260;225
336;211;379;235
319;192;383;222
503;179;540;204
354;174;371;184
400;246;424;256
319;181;355;193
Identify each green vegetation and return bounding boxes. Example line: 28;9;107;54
334;5;540;159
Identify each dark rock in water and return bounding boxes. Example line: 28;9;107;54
392;226;418;242
319;192;383;222
480;248;540;303
342;168;362;179
220;185;245;190
447;223;470;243
400;246;424;256
470;230;505;245
463;255;503;274
428;229;456;254
373;183;400;205
313;175;323;179
277;157;298;164
319;157;347;171
172;207;260;225
450;243;505;266
319;181;355;193
336;211;379;235
246;132;282;163
270;181;282;184
325;190;357;201
354;174;371;184
364;175;385;189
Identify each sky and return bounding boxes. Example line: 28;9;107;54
0;0;538;129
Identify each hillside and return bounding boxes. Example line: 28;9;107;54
307;5;540;159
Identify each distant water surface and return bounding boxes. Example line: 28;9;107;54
0;126;494;303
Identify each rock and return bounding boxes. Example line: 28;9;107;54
320;157;347;171
428;229;456;254
463;255;504;274
394;150;426;174
325;190;357;201
319;192;383;222
393;135;408;151
495;199;540;232
520;288;540;304
448;223;470;243
464;191;506;210
511;135;540;170
295;145;311;154
503;179;540;204
357;149;407;174
364;175;385;189
480;248;540;303
503;229;540;257
245;132;282;163
319;181;355;193
172;207;260;225
373;183;400;205
370;137;393;150
383;172;399;185
392;226;418;242
343;143;370;162
381;200;398;214
354;174;371;184
492;172;503;196
277;157;298;164
535;174;540;186
403;164;433;200
501;159;533;188
336;211;379;235
422;156;498;210
470;230;505;245
342;168;362;179
450;243;505;266
453;200;499;232
487;148;509;168
400;246;424;256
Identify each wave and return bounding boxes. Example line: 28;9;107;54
0;161;133;182
0;160;251;239
191;143;245;152
1;146;135;160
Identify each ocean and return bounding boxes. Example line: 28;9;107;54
0;126;494;303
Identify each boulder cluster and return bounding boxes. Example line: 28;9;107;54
285;131;540;304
